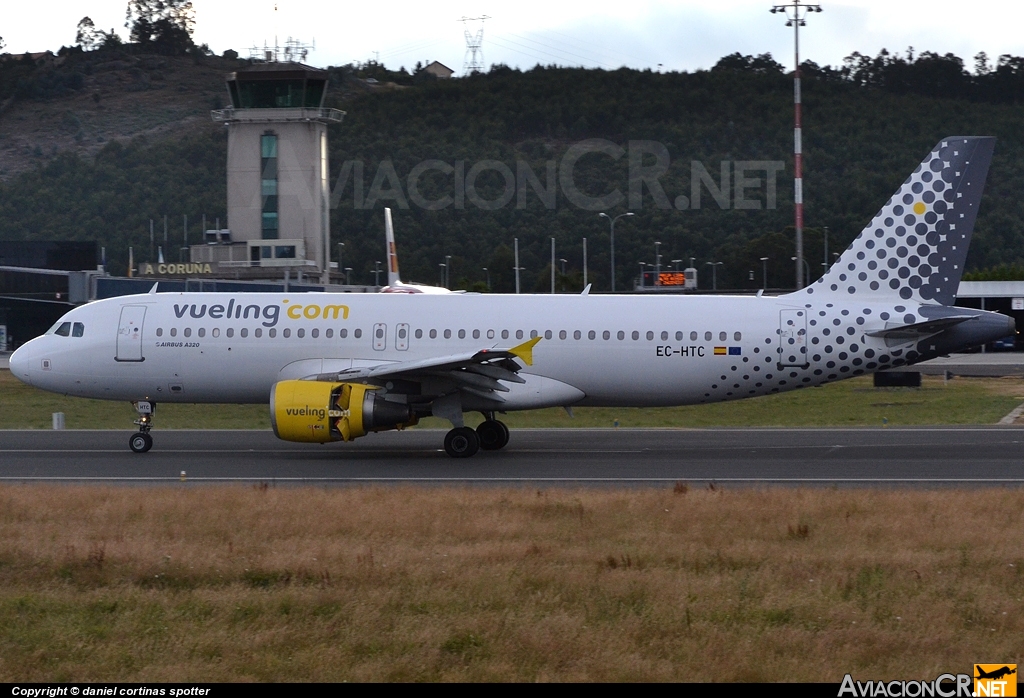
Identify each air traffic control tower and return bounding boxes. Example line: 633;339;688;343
205;62;344;282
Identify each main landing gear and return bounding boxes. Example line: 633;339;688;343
442;414;510;458
129;401;155;453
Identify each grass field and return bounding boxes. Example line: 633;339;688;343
0;485;1020;682
2;369;1024;429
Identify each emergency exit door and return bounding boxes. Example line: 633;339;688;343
778;309;809;368
116;305;147;362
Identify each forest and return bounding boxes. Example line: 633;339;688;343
2;42;1024;291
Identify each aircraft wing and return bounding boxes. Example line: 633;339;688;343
310;337;541;402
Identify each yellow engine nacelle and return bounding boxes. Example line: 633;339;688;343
270;380;416;443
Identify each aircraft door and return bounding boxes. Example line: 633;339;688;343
116;305;147;362
373;323;387;351
778;309;809;368
396;323;409;351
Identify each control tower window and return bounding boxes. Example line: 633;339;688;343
261;134;278;239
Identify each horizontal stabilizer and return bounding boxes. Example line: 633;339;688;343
866;315;975;346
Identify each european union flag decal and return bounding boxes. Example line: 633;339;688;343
728;347;741;355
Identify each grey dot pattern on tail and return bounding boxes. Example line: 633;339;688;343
803;137;995;306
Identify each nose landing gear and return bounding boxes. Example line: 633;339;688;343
129;401;155;453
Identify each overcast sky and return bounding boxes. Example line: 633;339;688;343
4;0;1024;74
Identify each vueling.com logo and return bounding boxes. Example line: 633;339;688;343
285;406;326;421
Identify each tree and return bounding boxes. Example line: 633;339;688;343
75;17;102;51
124;0;195;55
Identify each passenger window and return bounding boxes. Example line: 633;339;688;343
719;331;727;341
662;331;669;341
399;327;407;339
675;331;683;341
227;328;234;338
444;329;452;339
647;331;654;341
530;330;538;338
255;329;262;338
471;329;479;339
429;329;437;339
574;330;581;340
298;328;306;338
544;330;552;339
72;322;85;337
502;330;509;340
341;329;348;338
269;329;276;338
326;329;333;338
283;329;290;338
312;329;319;338
170;328;177;337
415;329;422;339
734;332;742;341
588;330;596;340
184;328;192;338
617;331;625;340
559;330;567;340
691;331;698;341
704;331;712;341
487;329;494;339
516;330;523;340
156;328;163;337
213;328;221;338
603;331;610;340
53;321;72;336
458;329;466;339
354;329;362;338
241;328;248;338
198;328;206;338
631;331;639;340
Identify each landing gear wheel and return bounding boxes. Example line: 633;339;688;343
477;420;510;450
444;427;480;458
129;432;153;453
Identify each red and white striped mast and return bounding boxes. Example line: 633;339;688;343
771;1;822;289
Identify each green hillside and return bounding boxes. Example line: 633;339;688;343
2;47;1024;291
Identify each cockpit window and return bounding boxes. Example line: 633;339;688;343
54;322;71;337
72;322;85;337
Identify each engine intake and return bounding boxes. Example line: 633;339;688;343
270;380;416;443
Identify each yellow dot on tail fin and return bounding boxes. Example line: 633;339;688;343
913;202;926;215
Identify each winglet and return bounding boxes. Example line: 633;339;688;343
509;336;542;366
148;283;159;294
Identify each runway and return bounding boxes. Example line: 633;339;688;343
1;428;1024;484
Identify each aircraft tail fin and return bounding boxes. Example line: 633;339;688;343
384;207;401;287
797;136;995;306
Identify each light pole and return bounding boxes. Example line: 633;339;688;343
760;256;769;290
344;266;352;285
482;267;490;290
705;261;723;291
822;225;829;271
654;241;662;286
792;256;811;286
374;260;382;287
513;237;522;294
559;258;567;275
771;0;822;290
550;237;556;294
598;211;634;293
337;242;344;280
672;258;683;272
639;262;647;288
439;263;446;288
445;255;452;289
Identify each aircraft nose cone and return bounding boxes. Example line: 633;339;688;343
9;344;30;381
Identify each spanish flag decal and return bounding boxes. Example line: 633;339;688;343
714;347;727;355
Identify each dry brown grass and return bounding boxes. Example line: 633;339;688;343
0;485;1022;681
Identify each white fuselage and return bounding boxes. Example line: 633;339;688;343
9;290;987;410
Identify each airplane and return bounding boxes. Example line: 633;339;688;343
379;208;455;294
9;136;1014;457
975;666;1016;681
